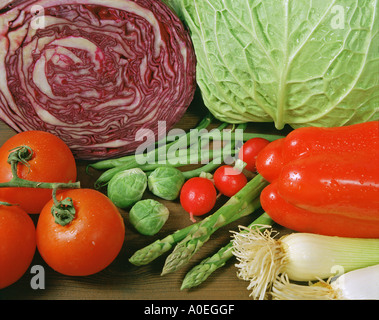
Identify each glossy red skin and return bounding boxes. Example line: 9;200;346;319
213;165;247;197
0;131;77;213
277;151;379;219
256;121;379;183
255;138;285;182
258;121;379;238
180;177;217;217
238;138;271;172
36;189;125;276
0;203;36;289
282;120;379;164
261;182;379;238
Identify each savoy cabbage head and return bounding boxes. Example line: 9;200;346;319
164;0;379;129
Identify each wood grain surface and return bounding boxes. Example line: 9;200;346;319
0;96;291;300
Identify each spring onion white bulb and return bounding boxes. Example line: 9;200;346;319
232;227;379;300
272;264;379;300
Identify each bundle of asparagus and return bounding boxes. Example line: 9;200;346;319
129;174;271;288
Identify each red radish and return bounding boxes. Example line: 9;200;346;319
213;165;247;197
180;177;217;222
238;138;270;172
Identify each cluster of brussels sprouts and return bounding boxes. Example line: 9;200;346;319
107;166;185;236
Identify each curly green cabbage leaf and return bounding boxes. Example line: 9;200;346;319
164;0;379;129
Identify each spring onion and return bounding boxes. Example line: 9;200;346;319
232;227;379;300
272;264;379;300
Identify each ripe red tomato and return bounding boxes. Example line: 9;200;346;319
180;177;217;222
213;165;247;197
0;202;36;289
36;189;125;276
238;138;271;172
0;131;77;214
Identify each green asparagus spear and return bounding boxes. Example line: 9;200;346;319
129;193;259;266
161;174;268;275
181;242;233;289
129;224;198;266
180;212;274;289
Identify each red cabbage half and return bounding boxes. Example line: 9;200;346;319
0;0;196;159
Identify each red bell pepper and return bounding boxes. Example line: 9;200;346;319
282;120;379;165
255;138;285;183
257;121;379;182
260;182;379;238
257;121;379;238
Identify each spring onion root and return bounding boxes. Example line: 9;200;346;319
272;264;379;300
181;212;274;290
272;274;341;300
232;227;379;300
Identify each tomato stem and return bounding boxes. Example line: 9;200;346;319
0;145;80;190
8;145;33;169
50;188;76;226
0;145;80;215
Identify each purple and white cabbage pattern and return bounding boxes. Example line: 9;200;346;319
0;0;196;159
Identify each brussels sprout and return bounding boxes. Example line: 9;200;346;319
129;199;170;236
148;166;185;200
107;168;147;208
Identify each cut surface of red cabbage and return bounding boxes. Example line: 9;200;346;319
0;0;196;159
